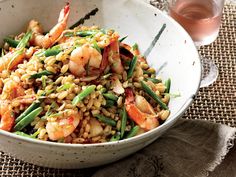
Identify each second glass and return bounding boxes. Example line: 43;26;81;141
167;0;224;87
168;0;224;46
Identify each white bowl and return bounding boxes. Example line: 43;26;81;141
0;0;201;169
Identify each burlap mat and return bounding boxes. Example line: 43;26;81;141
0;3;235;177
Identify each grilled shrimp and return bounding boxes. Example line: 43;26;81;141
105;40;124;74
46;111;81;141
28;4;70;49
1;80;25;100
125;88;159;130
69;44;102;77
0;50;25;72
0;101;14;131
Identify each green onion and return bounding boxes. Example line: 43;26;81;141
164;92;181;98
132;43;138;50
44;46;61;57
120;106;127;138
110;133;121;142
42;102;58;120
14;107;43;131
103;93;118;101
42;75;46;88
125;125;139;139
142;69;155;75
102;73;112;79
3;37;19;48
15;100;42;123
1;48;4;57
92;41;101;53
14;131;36;139
100;29;106;34
119;36;128;43
164;78;171;93
95;114;116;126
7;48;24;70
29;70;53;79
141;81;168;110
145;78;162;84
56;83;72;92
127;56;138;79
99;87;107;94
72;85;96;106
17;31;32;49
105;99;116;108
64;31;97;37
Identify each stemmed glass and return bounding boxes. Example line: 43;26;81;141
166;0;225;87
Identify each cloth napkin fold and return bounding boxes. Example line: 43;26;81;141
92;118;236;177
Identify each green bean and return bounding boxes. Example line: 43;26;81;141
14;131;35;139
110;133;121;142
72;85;96;106
3;37;19;48
145;78;162;84
15;100;42;123
164;78;171;93
17;31;32;49
95;114;116;126
141;81;168;110
14;107;43;131
103;93;118;101
119;36;128;43
125;125;139;139
120;106;127;138
29;70;53;79
44;46;61;57
105;99;115;108
127;56;138;79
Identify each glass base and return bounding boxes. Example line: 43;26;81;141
200;57;219;88
194;30;219;46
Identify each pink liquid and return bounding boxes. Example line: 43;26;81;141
169;0;222;45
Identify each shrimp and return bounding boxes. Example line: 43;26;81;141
68;44;102;77
0;101;15;131
105;40;124;74
120;43;146;63
1;80;25;100
125;88;159;130
0;49;25;72
46;111;81;141
28;4;70;49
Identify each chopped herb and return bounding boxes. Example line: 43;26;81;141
132;43;138;50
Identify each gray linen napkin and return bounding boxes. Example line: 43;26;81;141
93;119;236;177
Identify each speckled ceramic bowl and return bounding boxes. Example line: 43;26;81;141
0;0;201;169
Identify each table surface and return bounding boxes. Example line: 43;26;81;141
0;2;235;177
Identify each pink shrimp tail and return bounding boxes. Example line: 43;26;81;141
58;3;70;22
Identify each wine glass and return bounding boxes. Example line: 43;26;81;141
167;0;225;87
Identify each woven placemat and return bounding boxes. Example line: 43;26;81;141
0;2;235;177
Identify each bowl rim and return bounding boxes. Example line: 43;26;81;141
0;0;201;148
